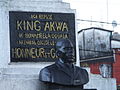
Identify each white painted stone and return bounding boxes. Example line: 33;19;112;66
0;1;10;68
0;67;117;90
9;1;70;9
6;0;63;1
0;0;79;90
84;68;117;90
111;40;120;48
0;78;41;90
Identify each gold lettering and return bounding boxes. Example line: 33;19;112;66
31;14;53;20
23;21;26;30
44;21;68;31
16;20;41;31
17;20;23;30
50;48;56;58
24;33;69;39
12;48;16;58
49;15;52;20
44;22;49;31
18;33;23;38
30;48;36;58
50;22;55;31
62;22;68;31
24;48;29;58
56;22;63;31
18;40;23;45
27;21;34;30
12;48;24;58
31;15;37;19
12;48;58;59
17;48;24;58
39;48;45;57
34;20;41;31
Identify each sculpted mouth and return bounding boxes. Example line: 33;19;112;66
67;55;75;59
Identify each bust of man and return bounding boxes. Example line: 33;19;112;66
39;39;89;89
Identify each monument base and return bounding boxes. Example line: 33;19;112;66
0;67;116;90
44;83;97;90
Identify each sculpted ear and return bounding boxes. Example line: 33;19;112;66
56;50;63;58
39;68;51;82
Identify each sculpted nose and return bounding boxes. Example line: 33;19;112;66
66;50;74;56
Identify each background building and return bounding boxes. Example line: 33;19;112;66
78;27;120;89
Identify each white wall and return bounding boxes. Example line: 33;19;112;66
112;40;120;48
84;68;117;90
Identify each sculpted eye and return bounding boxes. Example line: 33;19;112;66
64;47;73;51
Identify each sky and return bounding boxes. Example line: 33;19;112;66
63;0;120;33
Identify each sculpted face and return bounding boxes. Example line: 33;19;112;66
56;39;75;63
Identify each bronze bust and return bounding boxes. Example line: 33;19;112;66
39;39;89;89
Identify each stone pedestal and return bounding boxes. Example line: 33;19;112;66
0;0;77;90
84;68;117;90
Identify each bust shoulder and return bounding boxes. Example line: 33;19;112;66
75;66;87;71
39;64;57;82
74;66;89;85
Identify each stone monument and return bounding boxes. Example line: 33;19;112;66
0;0;79;90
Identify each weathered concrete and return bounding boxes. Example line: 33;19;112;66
84;68;117;90
0;0;76;90
0;67;41;90
0;67;117;90
0;0;117;90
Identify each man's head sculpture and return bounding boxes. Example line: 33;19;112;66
39;39;89;88
55;39;75;63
